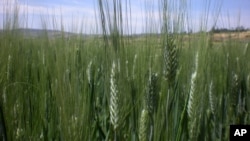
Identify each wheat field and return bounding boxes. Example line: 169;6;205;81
0;0;250;140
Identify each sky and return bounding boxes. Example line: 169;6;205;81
0;0;249;34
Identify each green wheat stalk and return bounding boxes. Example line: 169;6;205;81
247;74;250;93
244;43;248;56
7;55;12;82
2;87;6;105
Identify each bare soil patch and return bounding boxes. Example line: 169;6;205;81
212;31;250;42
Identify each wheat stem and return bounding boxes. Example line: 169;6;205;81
7;55;12;81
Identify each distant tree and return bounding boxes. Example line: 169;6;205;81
210;26;229;33
210;26;216;33
209;26;247;33
235;26;246;32
188;28;192;34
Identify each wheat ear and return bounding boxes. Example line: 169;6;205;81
164;36;178;86
86;60;92;85
187;52;199;141
145;72;159;140
209;81;215;114
187;52;199;118
110;61;119;130
145;73;159;115
139;109;149;141
132;54;137;80
187;71;197;118
230;73;239;115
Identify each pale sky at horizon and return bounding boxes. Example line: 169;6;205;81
0;0;249;34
